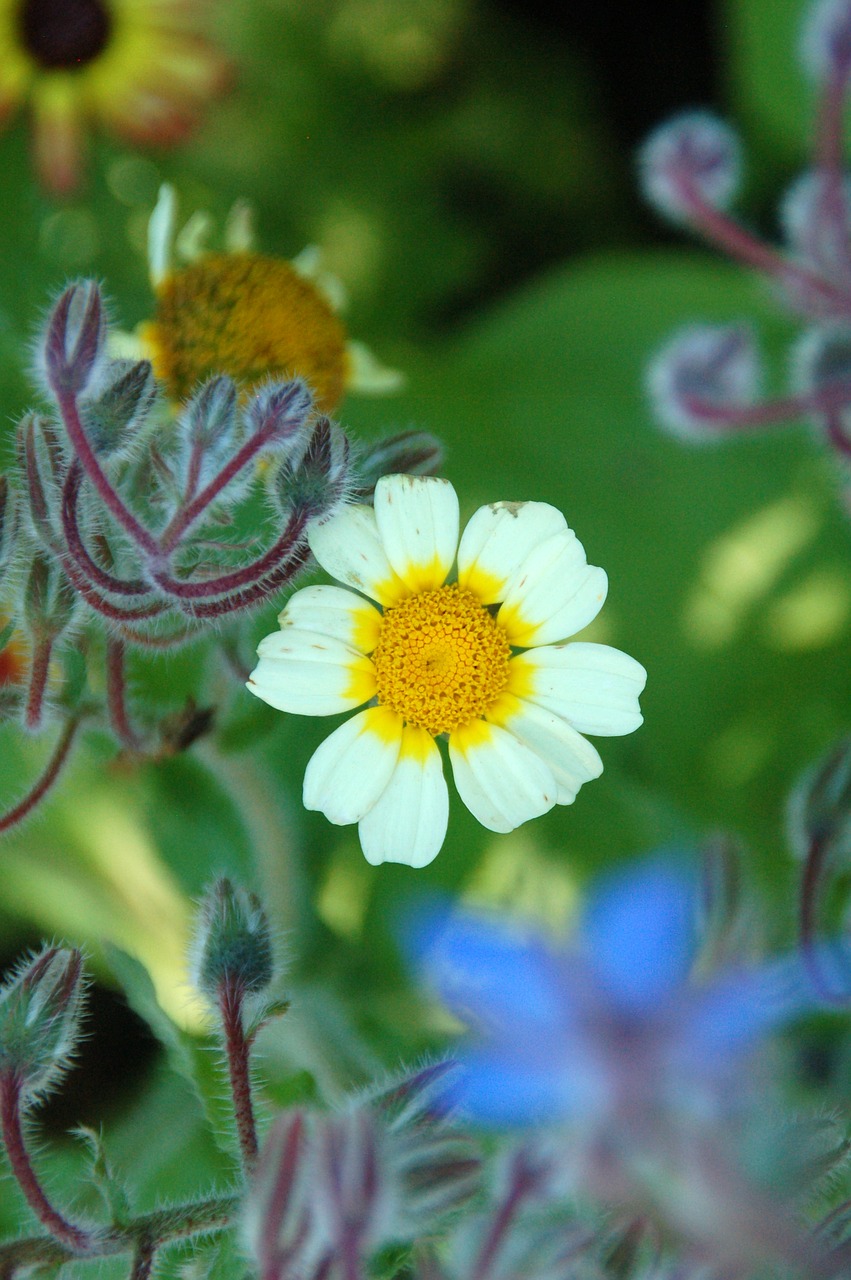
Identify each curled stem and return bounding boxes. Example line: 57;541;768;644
0;713;81;834
0;1071;95;1254
62;463;153;598
152;508;308;602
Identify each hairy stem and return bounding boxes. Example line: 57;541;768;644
152;508;308;601
105;636;144;751
180;544;311;619
220;977;259;1173
62;463;153;597
470;1150;542;1280
0;714;81;834
0;1072;95;1254
55;389;158;558
23;635;54;733
0;1192;239;1276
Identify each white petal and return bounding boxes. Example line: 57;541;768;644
457;501;567;604
175;210;213;263
487;694;603;804
374;475;459;593
304;707;403;824
346;340;405;394
247;629;375;715
224;199;256;254
497;532;608;647
359;726;449;868
148;184;177;288
308;504;407;605
278;585;382;653
448;720;557;834
512;642;646;736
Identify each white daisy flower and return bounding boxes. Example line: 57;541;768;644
247;476;646;869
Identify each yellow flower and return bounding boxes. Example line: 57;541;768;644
135;184;404;412
0;0;228;193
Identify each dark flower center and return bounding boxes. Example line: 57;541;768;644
19;0;112;70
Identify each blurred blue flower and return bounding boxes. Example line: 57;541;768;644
411;856;840;1129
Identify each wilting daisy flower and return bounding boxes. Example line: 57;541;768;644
247;475;646;868
131;185;403;411
0;0;228;194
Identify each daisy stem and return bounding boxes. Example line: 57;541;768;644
219;976;259;1174
105;636;144;752
54;388;159;559
674;177;851;315
24;635;54;733
0;1071;96;1254
0;713;82;835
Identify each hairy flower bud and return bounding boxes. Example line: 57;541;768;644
780;172;851;284
41;281;106;399
0;947;85;1103
244;378;314;448
638;111;742;224
82;358;157;459
23;553;77;640
275;417;351;523
356;430;444;499
243;1110;316;1280
646;324;761;440
190;877;274;1001
800;0;851;82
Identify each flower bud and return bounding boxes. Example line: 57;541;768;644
800;0;851;82
638;111;742;224
791;324;851;437
355;430;444;500
646;324;760;440
244;378;314;448
0;946;85;1103
190;877;274;1001
23;553;77;640
275;417;351;524
82;358;158;459
787;735;851;862
176;376;242;495
779;171;851;284
41;281;106;399
243;1110;318;1280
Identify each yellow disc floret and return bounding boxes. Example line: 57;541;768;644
143;252;349;410
372;584;511;737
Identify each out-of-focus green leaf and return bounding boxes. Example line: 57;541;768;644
725;0;812;161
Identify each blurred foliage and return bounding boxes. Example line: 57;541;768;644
0;0;849;1243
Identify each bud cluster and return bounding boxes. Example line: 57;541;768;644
639;0;851;473
244;1068;480;1280
0;279;442;825
0;945;85;1104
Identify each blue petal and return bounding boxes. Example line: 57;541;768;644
453;1050;585;1127
582;857;697;1012
409;906;570;1036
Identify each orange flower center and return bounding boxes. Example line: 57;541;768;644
372;584;511;737
20;0;111;70
144;252;349;411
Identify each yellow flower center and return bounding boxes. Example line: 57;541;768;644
144;252;348;411
372;584;511;737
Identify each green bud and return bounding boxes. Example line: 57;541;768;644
274;417;350;523
0;475;17;583
190;878;274;1000
23;553;77;639
0;947;85;1102
82;359;157;458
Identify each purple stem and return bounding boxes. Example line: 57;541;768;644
0;1071;95;1253
54;388;159;557
130;1241;156;1280
681;380;851;430
62;464;153;597
470;1151;541;1280
675;178;851;316
800;830;851;1006
105;636;144;752
0;715;81;834
24;636;54;733
219;977;259;1174
152;509;308;601
180;544;311;619
159;424;284;554
824;406;851;458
